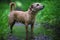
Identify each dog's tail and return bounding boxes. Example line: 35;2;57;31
10;2;15;11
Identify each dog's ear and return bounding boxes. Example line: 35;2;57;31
31;5;33;8
30;5;33;10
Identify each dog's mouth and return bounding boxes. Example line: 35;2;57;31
32;6;44;12
40;7;44;10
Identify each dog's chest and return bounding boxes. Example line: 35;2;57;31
25;14;35;24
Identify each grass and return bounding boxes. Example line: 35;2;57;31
13;26;26;39
11;25;47;40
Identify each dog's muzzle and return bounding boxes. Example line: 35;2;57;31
39;5;45;10
40;6;45;10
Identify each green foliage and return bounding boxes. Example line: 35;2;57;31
0;0;60;40
0;3;9;40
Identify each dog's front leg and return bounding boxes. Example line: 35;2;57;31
31;23;34;39
25;23;28;40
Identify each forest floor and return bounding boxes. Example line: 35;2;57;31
7;23;52;40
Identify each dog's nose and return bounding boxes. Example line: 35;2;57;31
43;6;45;8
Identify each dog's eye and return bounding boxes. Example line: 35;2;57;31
37;4;39;6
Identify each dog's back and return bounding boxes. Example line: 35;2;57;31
9;10;32;24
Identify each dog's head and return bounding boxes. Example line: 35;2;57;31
29;3;44;12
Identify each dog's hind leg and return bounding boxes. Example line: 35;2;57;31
10;21;15;33
8;19;15;34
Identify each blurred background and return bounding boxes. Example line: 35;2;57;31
0;0;60;40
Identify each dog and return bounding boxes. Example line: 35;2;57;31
8;2;44;40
